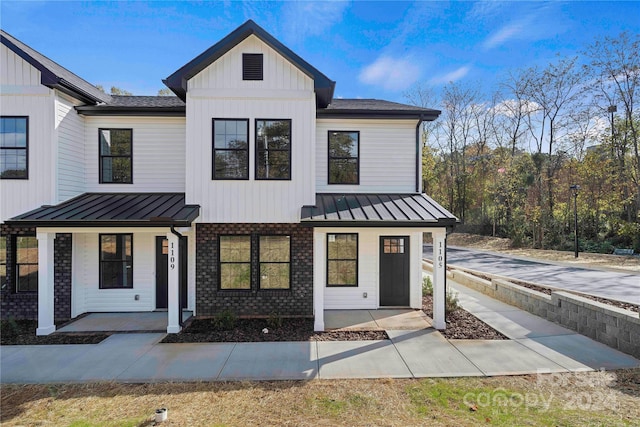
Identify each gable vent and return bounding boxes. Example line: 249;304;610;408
242;53;263;80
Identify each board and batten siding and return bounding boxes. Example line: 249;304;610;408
0;45;57;222
186;35;316;223
56;92;85;201
316;119;418;193
317;228;423;310
83;116;186;192
72;232;158;315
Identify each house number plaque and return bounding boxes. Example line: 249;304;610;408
170;241;176;270
437;240;444;268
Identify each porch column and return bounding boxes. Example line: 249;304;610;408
431;229;447;330
313;231;325;331
36;232;56;336
166;231;181;333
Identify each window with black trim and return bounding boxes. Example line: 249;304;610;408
328;131;359;184
0;237;6;289
1;116;28;179
100;234;133;289
256;119;291;180
213;119;249;179
15;236;38;292
99;129;132;183
243;53;263;80
259;235;290;289
219;235;251;290
327;233;358;287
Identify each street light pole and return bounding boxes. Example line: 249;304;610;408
570;185;580;258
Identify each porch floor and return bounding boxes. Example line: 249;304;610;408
324;309;432;331
57;311;194;333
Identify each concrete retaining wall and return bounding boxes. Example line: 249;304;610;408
424;261;640;359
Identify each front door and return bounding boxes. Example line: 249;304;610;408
155;236;188;310
379;236;410;306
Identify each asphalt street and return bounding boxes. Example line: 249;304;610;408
423;245;640;305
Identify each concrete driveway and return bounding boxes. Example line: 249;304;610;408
424;245;640;305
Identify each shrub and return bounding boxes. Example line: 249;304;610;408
445;290;460;313
267;312;283;329
422;276;433;296
212;309;237;330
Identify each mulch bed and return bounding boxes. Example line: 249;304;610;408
161;318;388;343
422;296;507;340
0;320;109;345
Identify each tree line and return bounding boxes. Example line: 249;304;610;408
406;32;639;252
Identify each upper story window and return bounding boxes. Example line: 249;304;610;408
99;129;132;183
213;119;249;180
256;119;291;180
0;117;28;179
242;53;263;80
328;131;359;185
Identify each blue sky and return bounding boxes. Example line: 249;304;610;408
1;1;638;104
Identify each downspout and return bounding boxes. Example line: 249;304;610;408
170;225;184;326
415;115;424;193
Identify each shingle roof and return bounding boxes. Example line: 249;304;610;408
108;95;186;107
318;99;440;119
1;30;111;104
301;193;458;228
7;193;200;227
75;95;186;116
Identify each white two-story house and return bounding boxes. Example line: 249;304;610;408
0;20;456;335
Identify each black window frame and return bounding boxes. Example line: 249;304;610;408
328;130;360;185
242;53;264;81
98;128;133;184
326;233;359;288
255;119;292;181
0;236;6;290
0;116;29;180
99;233;134;289
258;234;292;290
14;235;38;293
218;235;252;291
212;118;250;180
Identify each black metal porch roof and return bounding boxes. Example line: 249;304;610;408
301;193;458;228
6;193;200;227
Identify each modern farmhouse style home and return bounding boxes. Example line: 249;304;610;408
0;21;457;335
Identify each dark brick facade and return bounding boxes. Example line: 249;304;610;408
1;225;73;322
196;223;313;317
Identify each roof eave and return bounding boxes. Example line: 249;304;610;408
75;106;186;117
317;110;441;120
300;219;458;228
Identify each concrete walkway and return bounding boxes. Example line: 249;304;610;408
2;280;639;383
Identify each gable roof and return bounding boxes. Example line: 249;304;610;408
318;99;441;120
163;20;336;108
0;30;111;105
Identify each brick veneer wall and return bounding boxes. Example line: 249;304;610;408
1;226;72;321
196;223;313;317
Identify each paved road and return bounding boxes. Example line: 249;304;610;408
423;245;640;305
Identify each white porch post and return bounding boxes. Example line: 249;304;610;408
431;229;447;330
313;231;325;331
166;231;181;333
36;232;56;336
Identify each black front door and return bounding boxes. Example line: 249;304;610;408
379;236;410;306
155;236;188;310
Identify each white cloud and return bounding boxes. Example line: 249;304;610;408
359;55;421;91
492;98;541;117
429;66;471;85
280;1;348;43
482;22;524;50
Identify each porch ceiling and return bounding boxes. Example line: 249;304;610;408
6;193;200;228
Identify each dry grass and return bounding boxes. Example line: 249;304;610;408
2;370;640;426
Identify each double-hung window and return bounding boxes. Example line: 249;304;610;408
0;117;28;179
213;119;249;179
327;233;358;287
328;131;359;185
256;119;291;180
259;236;290;289
0;237;6;289
219;236;251;289
99;129;132;183
100;234;133;289
15;236;38;292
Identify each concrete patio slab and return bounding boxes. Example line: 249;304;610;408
317;340;412;379
369;309;432;330
218;342;317;380
450;340;568;376
57;312;193;332
518;335;640;371
324;310;377;330
119;343;236;382
388;329;483;377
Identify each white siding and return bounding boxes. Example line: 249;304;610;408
73;232;159;314
83;116;186;192
316;119;418;193
186;35;316;223
0;44;40;86
56;92;85;201
319;228;423;310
